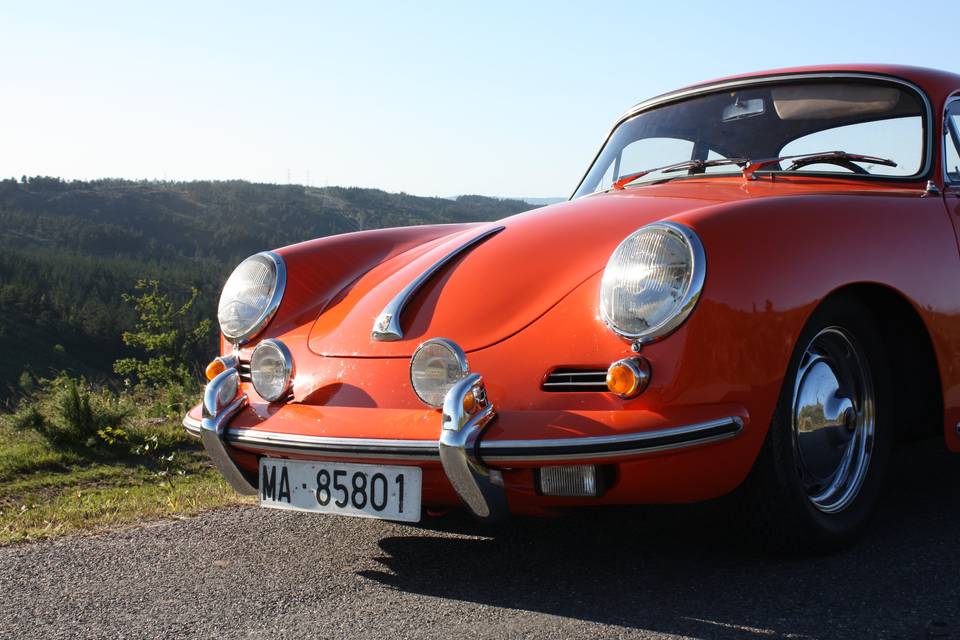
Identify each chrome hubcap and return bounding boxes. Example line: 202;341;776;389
791;327;875;514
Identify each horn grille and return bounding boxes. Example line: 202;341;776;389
541;368;608;392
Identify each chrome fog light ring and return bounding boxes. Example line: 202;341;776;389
410;337;470;409
250;338;295;402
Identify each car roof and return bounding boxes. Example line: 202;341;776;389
626;65;960;119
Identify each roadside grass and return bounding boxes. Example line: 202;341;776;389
0;395;250;545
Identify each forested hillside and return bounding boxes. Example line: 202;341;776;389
0;177;536;399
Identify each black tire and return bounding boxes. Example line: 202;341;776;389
741;295;893;554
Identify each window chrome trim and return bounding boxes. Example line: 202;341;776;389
221;251;287;345
944;96;960;187
571;71;935;199
599;221;706;344
371;225;505;341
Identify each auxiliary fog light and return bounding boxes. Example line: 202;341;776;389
606;357;651;399
536;465;605;497
410;338;469;409
250;339;294;402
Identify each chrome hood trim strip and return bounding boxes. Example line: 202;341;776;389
371;225;506;341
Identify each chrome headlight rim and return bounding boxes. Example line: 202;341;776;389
250;338;295;402
599;221;706;344
219;251;287;345
409;337;470;409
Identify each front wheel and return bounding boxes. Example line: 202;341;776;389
743;296;892;553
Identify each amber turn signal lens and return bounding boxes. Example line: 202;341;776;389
463;388;478;415
606;357;651;399
205;358;227;381
606;364;635;396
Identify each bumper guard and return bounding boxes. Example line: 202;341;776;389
438;374;509;522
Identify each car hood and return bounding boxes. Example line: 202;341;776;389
307;180;772;357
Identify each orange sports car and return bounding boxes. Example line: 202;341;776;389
185;64;960;551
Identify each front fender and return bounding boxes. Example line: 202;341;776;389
681;190;960;451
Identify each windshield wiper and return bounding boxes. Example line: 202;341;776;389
611;157;748;190
609;150;897;192
741;150;897;180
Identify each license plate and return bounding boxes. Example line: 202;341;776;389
258;458;422;523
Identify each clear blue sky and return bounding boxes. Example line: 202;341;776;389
1;1;956;198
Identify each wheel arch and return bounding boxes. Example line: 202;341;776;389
804;282;944;442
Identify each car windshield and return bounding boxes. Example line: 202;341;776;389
572;79;927;198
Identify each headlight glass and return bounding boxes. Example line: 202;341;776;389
250;339;294;402
217;252;285;343
599;222;704;342
409;338;469;408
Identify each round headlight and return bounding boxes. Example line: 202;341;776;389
250;339;294;402
217;252;286;344
409;338;469;408
599;221;705;342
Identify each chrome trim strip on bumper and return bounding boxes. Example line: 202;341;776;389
480;417;743;463
216;415;744;464
183;413;202;437
227;430;441;461
371;225;505;341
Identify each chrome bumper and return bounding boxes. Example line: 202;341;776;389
185;369;744;520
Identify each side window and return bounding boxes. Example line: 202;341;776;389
946;102;960;183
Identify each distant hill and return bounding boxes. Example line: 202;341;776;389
0;177;538;398
514;197;566;206
446;195;565;206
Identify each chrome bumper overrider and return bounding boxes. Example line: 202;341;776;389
198;368;257;495
185;368;744;520
438;374;508;521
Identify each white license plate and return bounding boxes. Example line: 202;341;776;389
258;458;422;523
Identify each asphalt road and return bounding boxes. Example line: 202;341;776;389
2;439;958;640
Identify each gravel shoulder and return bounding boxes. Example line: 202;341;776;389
2;439;957;640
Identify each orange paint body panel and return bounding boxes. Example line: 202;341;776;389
190;65;960;517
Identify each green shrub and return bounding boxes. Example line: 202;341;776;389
113;280;211;390
3;374;131;449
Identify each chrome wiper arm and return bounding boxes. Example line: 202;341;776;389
741;150;897;181
611;157;748;190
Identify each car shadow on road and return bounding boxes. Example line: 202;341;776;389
359;439;960;639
